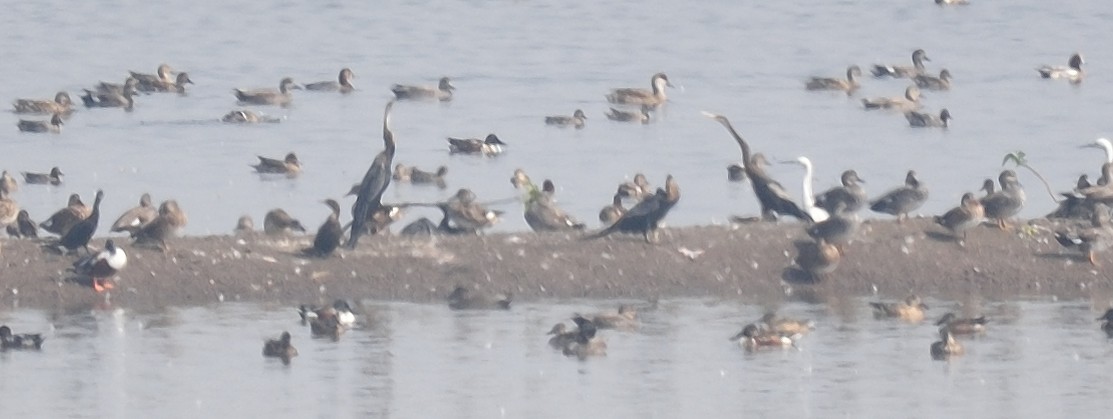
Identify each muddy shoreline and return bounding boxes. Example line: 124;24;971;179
2;218;1112;310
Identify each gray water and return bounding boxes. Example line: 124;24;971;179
3;0;1113;235
2;299;1113;418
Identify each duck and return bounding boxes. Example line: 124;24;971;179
447;285;512;310
587;175;680;243
517;178;586;232
936;192;985;242
298;299;356;327
605;105;651;123
0;192;19;235
221;110;282;124
869;170;929;223
448;134;506;156
39;193;90;237
913;69;952;90
599;193;626;224
730;323;795;351
980;178;996;197
617;174;653;200
235;215;255;234
252;152;301;175
805;65;862;93
82;78;139;110
391;76;454;101
1037;53;1084;82
17;113;64;133
805;201;859;249
872;49;930;78
305;68;355;93
605;73;672;106
6;210;38;239
13;92;73;114
234;77;300;106
906;109;952;128
980;170;1025;229
547;323;579;350
262;331;298;362
263;209;306;236
562;315;607;359
758;312;815;336
704;112;813;222
393;164;448;186
110;193;157;235
441;189;502;233
591;305;638;329
151;73;194;94
0;325;44;350
131;200;187;251
302;199;343;258
930;329;964;360
1054;203;1112;266
0;171;16;195
936;312;988;335
862;86;922;111
870;295;929;322
935;0;970;4
93;77;138;96
814;170;867;214
130;64;175;91
71;239;127;292
22;167;63;185
1097;308;1113;336
794;238;841;281
57;190;104;255
545;109;587;129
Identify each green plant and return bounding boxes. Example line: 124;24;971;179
1002;151;1059;202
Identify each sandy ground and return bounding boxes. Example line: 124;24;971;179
2;217;1113;310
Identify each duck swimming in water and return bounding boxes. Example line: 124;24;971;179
805;65;862;94
905;109;952;128
71;239;127;292
17;113;64;133
130;64;175;91
704;112;812;223
262;331;297;363
393;164;448;187
936;312;988;335
563;315;607;359
252;152;301;176
221;110;282;124
869;170;929;223
305;68;355;93
0;325;44;350
13;91;73;114
930;329;964;360
151;72;193;94
913;69;952;90
872;49;930;78
606;73;672;106
590;305;638;330
234;78;301;106
862;86;922;111
1037;53;1084;83
870;295;929;322
82;77;139;110
605;105;652;123
391;77;454;101
545;109;587;129
448;285;512;310
22;167;63;185
448;134;506;156
730;323;795;352
299;299;356;327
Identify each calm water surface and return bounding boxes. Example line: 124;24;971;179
2;299;1113;418
2;0;1113;235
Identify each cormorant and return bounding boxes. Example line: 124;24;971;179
587;175;680;243
348;100;397;249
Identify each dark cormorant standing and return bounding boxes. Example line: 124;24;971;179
59;189;103;254
348;100;396;249
703;112;812;223
587;175;680;243
305;199;343;258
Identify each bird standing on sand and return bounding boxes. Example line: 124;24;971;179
263;209;306;236
58;190;104;254
349;101;397;249
704;112;812;223
132;200;187;251
980;170;1025;230
587;175;680;243
930;329;964;360
71;239;127;292
936;192;985;243
870;170;929;223
304;199;343;258
815;170;867;214
110;193;157;235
